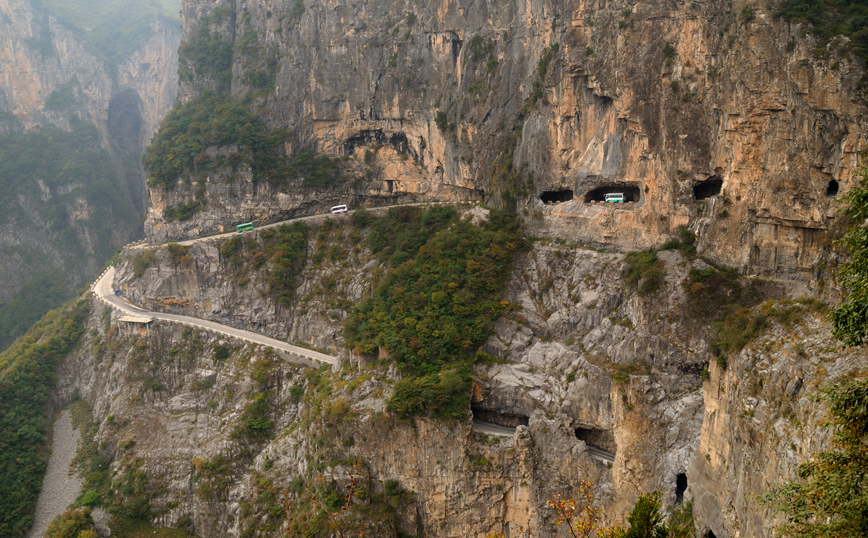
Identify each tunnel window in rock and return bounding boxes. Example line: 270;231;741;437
675;472;687;504
693;177;723;200
583;185;641;203
540;189;574;204
703;531;717;538
471;407;529;428
826;179;839;197
108;90;146;215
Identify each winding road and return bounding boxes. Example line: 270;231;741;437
92;201;570;443
92;267;337;365
126;202;455;251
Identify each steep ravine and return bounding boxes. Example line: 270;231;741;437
45;211;859;537
0;0;180;348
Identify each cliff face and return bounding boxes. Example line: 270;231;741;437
54;216;858;538
94;217;709;535
148;0;864;283
688;311;864;538
0;0;179;345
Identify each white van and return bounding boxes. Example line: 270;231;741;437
604;193;625;203
330;204;348;214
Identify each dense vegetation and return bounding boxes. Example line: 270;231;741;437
143;93;341;191
763;377;868;537
40;0;180;65
777;0;868;66
832;167;868;346
0;299;88;536
177;8;235;91
0;120;130;352
344;206;524;419
142;93;288;189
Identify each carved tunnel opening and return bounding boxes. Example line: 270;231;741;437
693;177;723;200
471;407;529;428
826;180;839;197
575;426;617;463
540;189;574;203
583;185;641;203
675;472;687;504
108;90;146;216
703;531;717;538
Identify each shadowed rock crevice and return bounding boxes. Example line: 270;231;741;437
108;90;146;216
693;177;723;200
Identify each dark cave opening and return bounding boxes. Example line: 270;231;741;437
108;90;146;215
583;185;641;203
675;472;688;504
826;179;839;197
471;407;529;428
693;177;723;200
540;189;574;203
574;426;617;453
343;129;410;156
704;531;717;538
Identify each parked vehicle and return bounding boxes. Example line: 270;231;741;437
331;204;348;214
604;193;625;203
113;290;122;296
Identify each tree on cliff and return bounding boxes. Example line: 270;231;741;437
832;167;868;346
762;377;868;537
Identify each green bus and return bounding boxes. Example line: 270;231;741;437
236;222;254;233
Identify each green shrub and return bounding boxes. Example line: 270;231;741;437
132;250;157;278
267;222;308;306
832;167;868;345
346;205;524;419
213;344;230;361
387;368;471;420
623;250;665;296
80;490;102;507
435;110;449;131
44;507;94;538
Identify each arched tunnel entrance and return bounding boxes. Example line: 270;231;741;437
108;90;146;216
584;185;641;203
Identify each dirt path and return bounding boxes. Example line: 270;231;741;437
27;410;83;538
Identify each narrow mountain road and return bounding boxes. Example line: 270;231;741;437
92;267;336;365
126;202;453;251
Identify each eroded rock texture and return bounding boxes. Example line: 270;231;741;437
150;0;864;284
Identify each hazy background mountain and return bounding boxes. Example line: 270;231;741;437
0;0;180;351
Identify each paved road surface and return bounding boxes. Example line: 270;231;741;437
126;202;454;251
93;267;336;365
473;418;519;437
